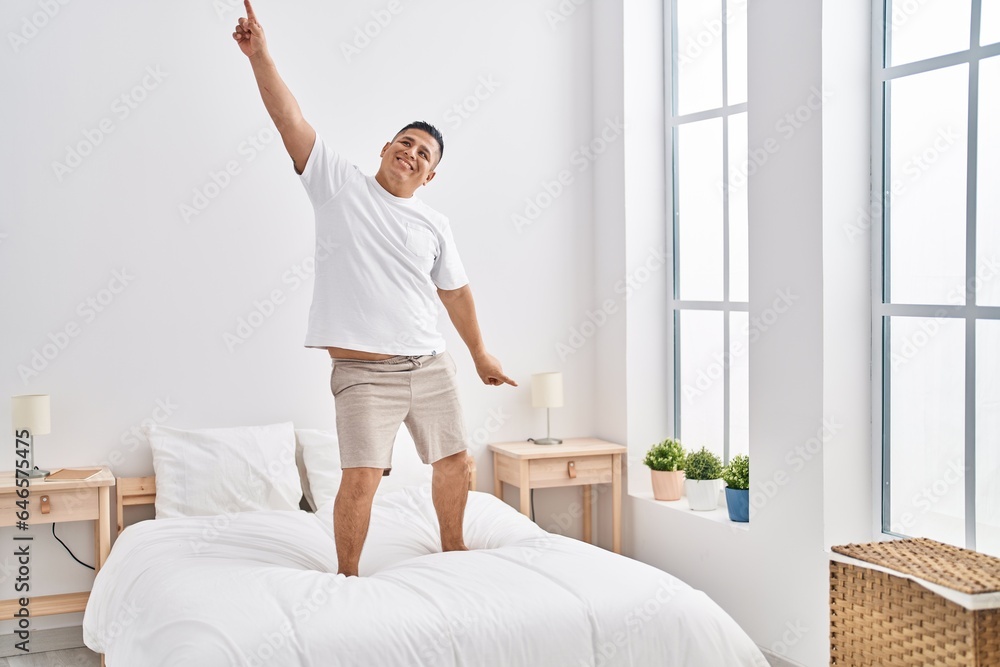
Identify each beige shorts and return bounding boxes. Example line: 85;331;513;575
329;351;469;471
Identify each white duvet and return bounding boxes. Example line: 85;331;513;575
83;489;768;667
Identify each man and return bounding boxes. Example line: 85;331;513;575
233;1;516;577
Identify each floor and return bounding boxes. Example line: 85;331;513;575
0;648;99;666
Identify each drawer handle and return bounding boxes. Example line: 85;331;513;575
567;461;577;479
40;495;51;514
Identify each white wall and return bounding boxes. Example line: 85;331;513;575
0;0;601;633
1;1;876;663
602;1;874;666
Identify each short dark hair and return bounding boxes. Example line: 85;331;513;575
395;121;445;166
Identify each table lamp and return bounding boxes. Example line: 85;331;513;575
11;394;51;478
530;372;563;445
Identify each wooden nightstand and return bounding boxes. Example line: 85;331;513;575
0;467;115;621
488;438;626;554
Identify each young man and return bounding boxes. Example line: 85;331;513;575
233;1;516;577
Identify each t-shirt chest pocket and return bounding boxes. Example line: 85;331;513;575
404;222;437;260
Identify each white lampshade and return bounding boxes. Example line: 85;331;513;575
531;373;564;409
11;394;51;435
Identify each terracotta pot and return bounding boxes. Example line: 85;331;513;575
650;470;685;501
685;478;722;511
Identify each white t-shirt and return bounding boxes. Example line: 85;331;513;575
297;136;468;355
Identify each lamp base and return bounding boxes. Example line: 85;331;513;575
26;467;50;478
529;437;563;445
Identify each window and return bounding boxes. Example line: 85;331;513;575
878;0;1000;555
669;0;748;463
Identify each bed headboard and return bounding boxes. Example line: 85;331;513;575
115;455;477;537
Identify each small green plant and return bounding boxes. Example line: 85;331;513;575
722;454;750;490
643;439;685;472
684;447;723;481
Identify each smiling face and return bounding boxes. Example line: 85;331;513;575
375;128;441;198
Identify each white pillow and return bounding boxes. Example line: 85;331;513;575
146;422;301;519
300;427;436;510
296;429;342;512
293;429;320;511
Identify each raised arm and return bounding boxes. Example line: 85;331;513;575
233;0;315;174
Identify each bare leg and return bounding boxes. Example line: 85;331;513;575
333;467;384;576
432;451;470;552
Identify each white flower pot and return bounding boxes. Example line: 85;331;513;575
685;479;721;511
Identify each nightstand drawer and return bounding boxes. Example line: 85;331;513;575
0;486;99;526
529;455;612;488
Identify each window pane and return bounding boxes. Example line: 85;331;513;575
982;0;1000;46
888;316;966;547
977;321;1000;557
728;113;749;302
729;312;749;459
726;0;748;105
677;118;724;301
889;65;968;305
676;0;723;115
678;310;724;458
978;56;1000;306
889;0;971;66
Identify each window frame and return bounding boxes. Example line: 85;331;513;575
875;0;1000;550
668;0;749;465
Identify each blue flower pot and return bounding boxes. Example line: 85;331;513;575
725;487;749;522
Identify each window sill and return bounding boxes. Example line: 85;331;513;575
632;490;750;531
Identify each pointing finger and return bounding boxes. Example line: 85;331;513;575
244;0;257;21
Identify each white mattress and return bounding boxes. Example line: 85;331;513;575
83;488;769;666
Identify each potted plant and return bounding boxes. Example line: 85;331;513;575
722;454;750;522
683;447;723;511
643;439;686;501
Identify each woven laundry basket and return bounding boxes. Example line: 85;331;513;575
829;538;1000;666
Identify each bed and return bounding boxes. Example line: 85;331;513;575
82;423;769;667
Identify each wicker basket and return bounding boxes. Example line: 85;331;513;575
829;538;1000;666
